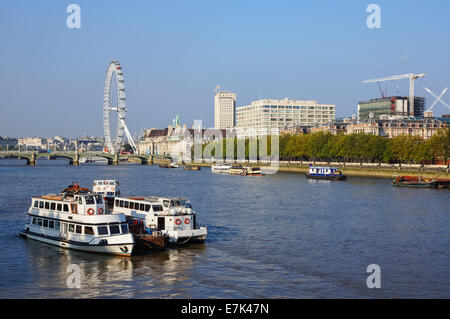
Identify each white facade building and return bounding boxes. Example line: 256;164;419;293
214;91;236;129
235;98;335;136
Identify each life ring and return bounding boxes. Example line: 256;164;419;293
87;208;95;215
111;186;115;191
98;208;104;214
184;218;190;224
175;218;181;225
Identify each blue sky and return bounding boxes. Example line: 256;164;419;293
1;0;449;137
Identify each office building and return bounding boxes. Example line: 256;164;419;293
214;91;236;129
358;96;425;121
235;98;335;136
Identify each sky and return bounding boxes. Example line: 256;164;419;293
1;0;450;138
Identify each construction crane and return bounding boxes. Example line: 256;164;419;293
362;73;427;114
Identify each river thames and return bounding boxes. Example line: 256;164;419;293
0;159;448;298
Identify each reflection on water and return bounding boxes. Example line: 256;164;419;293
0;159;449;298
19;238;205;298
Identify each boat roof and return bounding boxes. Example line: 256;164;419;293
309;166;340;169
119;196;189;203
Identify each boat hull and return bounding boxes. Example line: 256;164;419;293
133;234;169;251
306;174;347;181
392;181;437;188
165;227;208;245
20;230;134;257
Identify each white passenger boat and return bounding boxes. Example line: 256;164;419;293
211;164;231;174
112;196;207;244
20;183;134;256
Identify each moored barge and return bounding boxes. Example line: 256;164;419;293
392;176;450;188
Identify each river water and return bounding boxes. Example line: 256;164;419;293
0;159;448;298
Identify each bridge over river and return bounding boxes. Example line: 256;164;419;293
0;151;171;166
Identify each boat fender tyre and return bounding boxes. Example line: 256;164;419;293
87;208;95;215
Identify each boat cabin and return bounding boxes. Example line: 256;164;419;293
308;166;342;176
92;180;120;198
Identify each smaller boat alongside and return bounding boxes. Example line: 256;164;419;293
392;176;450;188
229;165;246;175
159;162;179;168
127;218;169;251
184;165;201;171
306;166;346;180
211;164;231;174
243;167;263;176
112;196;207;244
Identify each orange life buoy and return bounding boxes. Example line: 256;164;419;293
87;208;95;215
111;186;115;191
98;208;104;214
175;218;181;225
184;218;190;224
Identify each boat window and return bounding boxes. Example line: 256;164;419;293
32;218;36;225
34;201;38;208
50;202;56;211
43;219;48;228
95;195;103;204
37;219;42;227
63;204;69;212
171;200;181;207
115;199;119;207
120;224;128;234
97;226;108;235
153;205;163;212
84;226;94;235
39;201;44;209
54;221;60;230
98;181;103;185
107;192;114;196
78;197;82;204
109;225;120;235
163;200;170;207
49;221;54;228
119;200;124;207
185;202;192;209
145;204;151;212
76;225;82;234
68;224;74;233
45;202;49;210
57;203;62;211
179;200;186;207
130;202;134;209
85;196;95;205
140;203;145;211
124;201;129;209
